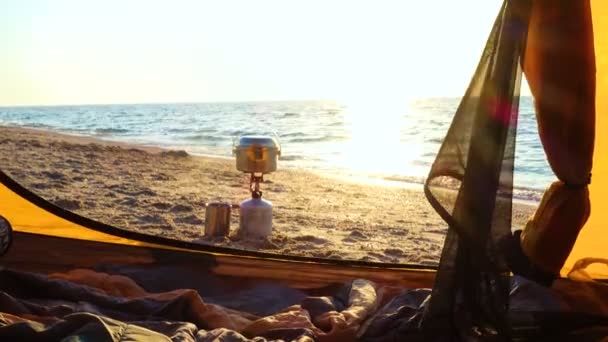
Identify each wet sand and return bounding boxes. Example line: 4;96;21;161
0;126;536;265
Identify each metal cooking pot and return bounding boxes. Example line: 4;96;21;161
233;135;281;174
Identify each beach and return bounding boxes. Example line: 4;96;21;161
0;126;537;265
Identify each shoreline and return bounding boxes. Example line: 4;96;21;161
1;123;546;203
0;125;538;265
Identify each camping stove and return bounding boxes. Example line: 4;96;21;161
233;136;281;238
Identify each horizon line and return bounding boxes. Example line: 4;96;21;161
0;95;528;108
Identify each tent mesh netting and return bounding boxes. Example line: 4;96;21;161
421;0;530;339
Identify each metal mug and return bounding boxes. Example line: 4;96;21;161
204;202;232;236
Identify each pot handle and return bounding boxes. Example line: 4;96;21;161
231;131;282;157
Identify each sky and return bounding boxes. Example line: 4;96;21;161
0;0;525;106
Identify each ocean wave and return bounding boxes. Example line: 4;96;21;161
19;122;53;128
94;127;130;134
391;174;543;202
166;127;196;133
282;112;299;118
183;134;225;142
382;175;426;184
279;155;305;161
288;136;332;143
0;121;21;128
288;134;348;143
280;132;307;138
218;129;241;135
512;187;544;202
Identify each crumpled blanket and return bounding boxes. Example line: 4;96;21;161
0;267;380;341
360;276;608;341
0;267;607;341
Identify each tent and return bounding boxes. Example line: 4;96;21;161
0;0;607;340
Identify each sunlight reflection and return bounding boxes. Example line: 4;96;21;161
341;98;423;177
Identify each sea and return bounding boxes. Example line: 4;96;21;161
0;98;552;202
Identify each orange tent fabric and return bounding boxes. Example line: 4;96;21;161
521;0;596;274
566;0;608;278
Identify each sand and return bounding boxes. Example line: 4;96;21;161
0;126;537;265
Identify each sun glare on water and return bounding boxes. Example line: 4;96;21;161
340;98;424;177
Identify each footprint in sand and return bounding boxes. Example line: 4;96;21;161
64;158;80;165
359;255;376;262
136;214;168;225
160;150;189;158
106;184;124;191
425;228;447;235
293;235;330;245
32;183;51;190
83;200;97;208
150;202;172;210
315;250;337;258
170;204;194;213
261;240;281;250
389;229;409;237
384;248;405;257
174;214;203;225
130;189;157;197
54;198;82;210
41;171;66;181
28;139;42;148
342;230;369;243
151;173;174;181
294;244;320;251
120;197;138;206
367;252;385;260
